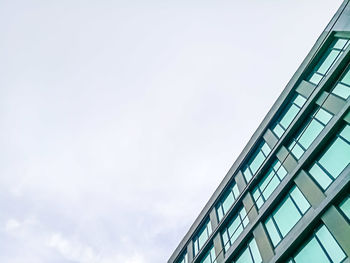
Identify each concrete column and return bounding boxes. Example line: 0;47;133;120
316;91;346;115
209;208;219;230
321;205;350;257
213;233;224;263
242;192;258;222
294;170;326;208
235;171;247;193
187;241;194;262
263;129;278;150
276;146;298;173
296;80;315;98
253;223;275;263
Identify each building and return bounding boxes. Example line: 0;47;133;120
168;1;350;263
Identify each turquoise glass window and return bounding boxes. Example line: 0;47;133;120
264;186;310;247
339;196;350;221
201;246;216;263
221;207;249;252
177;252;188;263
291;225;346;263
235;238;262;263
252;160;288;209
308;124;350;190
308;38;350;85
288;108;333;160
193;220;212;256
243;141;271;183
272;95;307;139
216;182;240;221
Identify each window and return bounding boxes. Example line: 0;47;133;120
289;225;347;263
288;108;333;160
233;238;262;263
201;246;216;263
308;38;350;85
177;252;188;263
265;186;310;247
216;182;240;221
332;65;350;100
193;220;213;256
339;195;350;221
243;141;271;183
308;124;350;190
272;94;307;138
221;207;249;252
252;159;288;209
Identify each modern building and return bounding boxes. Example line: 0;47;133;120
168;1;350;263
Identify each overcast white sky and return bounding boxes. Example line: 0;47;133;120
0;0;344;262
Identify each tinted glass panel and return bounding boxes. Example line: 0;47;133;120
339;196;350;221
294;238;330;263
273;198;301;237
309;163;333;190
316;226;346;263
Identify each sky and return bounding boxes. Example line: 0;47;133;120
0;0;344;262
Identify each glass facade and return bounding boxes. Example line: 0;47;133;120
221;207;249;252
288;108;333;160
332;65;350;100
289;224;347;263
170;22;350;263
216;182;240;221
233;238;262;263
308;123;350;190
194;220;213;256
252;159;288;209
308;38;350;85
200;246;216;263
243;141;271;183
272;94;307;139
265;186;310;247
339;195;350;221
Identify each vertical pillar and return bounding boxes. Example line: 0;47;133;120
321;206;350;257
294;170;326;208
213;233;225;263
242;192;258;222
253;223;275;263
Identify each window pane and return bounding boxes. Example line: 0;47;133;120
290;187;310;214
236;248;253;263
261;171;280;201
341;68;350;85
294;238;330;263
222;192;235;215
333;38;348;49
250;151;265;174
294;95;306;108
243;168;253;183
291;142;305;160
265;217;281;247
262;143;271;156
276;162;287;180
314;108;332;125
309;73;323;85
280;104;299;128
317;50;340;75
298;120;324;149
217;207;224;221
309;163;333;190
249;239;262;263
332;83;350;99
233;184;240;199
228;217;243;244
339;196;350;221
273;123;284;138
319;138;350;177
273;197;301;237
253;189;264;209
198;230;209;249
316;225;346;263
340;125;350;141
